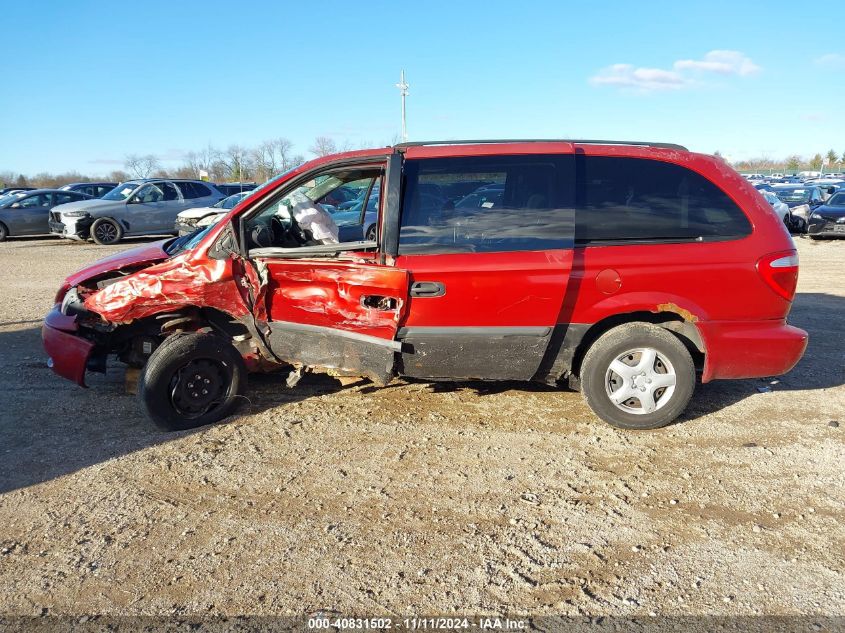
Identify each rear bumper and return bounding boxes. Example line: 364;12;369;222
697;319;808;382
42;304;94;387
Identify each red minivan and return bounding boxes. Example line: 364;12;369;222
43;140;807;431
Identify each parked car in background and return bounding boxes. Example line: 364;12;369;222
44;139;806;432
329;184;380;241
59;182;118;198
49;179;224;245
0;187;36;195
771;184;824;231
215;182;257;197
807;191;845;239
761;190;800;232
174;191;251;236
0;189;93;241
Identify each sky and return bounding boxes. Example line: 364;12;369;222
1;0;843;175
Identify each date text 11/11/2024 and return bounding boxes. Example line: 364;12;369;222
307;616;527;630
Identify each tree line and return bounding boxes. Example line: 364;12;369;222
1;135;389;189
5;141;844;189
728;149;845;173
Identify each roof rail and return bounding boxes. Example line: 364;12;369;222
394;139;688;151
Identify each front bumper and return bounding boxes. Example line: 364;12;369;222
49;215;91;240
175;220;199;236
42;304;94;386
807;220;845;237
697;319;808;383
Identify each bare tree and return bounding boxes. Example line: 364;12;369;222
125;154;161;179
309;136;337;157
182;144;220;180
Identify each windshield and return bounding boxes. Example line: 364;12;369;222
0;192;26;208
213;191;250;209
774;188;811;203
102;183;140;201
826;192;845;206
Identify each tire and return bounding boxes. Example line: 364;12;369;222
0;222;7;242
580;322;695;430
139;332;247;431
365;224;377;241
90;218;123;245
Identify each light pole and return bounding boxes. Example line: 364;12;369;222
395;70;409;142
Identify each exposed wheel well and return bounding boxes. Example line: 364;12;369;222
571;311;705;379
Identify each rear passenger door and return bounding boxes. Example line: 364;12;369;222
394;153;576;380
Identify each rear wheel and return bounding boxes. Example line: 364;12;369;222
580;322;695;430
0;222;7;241
91;218;123;245
139;332;247;431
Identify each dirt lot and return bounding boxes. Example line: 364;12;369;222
0;235;842;622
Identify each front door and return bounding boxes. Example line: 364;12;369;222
239;161;409;383
394;152;576;380
14;192;53;235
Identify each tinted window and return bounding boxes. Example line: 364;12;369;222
54;192;82;205
577;157;751;242
179;182;213;199
19;194;49;208
399;155;574;254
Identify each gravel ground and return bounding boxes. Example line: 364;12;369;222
0;235;842;622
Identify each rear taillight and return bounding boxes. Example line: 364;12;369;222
757;250;799;300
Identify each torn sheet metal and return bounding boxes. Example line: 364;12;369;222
259;259;409;340
83;255;249;325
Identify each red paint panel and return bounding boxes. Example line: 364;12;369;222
42;307;95;387
261;259;409;340
697;320;808;382
396;250;572;327
404;142;574;159
84;256;249;324
566;239;792;325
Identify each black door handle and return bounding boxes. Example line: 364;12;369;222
410;281;446;297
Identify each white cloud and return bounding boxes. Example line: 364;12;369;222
589;63;688;92
674;50;760;76
590;50;760;93
814;53;845;68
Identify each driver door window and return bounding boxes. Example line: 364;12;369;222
243;167;382;251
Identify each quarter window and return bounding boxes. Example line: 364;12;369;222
399;155;574;254
577;157;751;242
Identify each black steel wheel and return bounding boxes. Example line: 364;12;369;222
139;333;247;431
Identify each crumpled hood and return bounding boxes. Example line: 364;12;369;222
65;239;171;286
177;206;220;221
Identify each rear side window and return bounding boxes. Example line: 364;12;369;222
577;157;751;243
179;182;213;199
54;192;83;205
399;155;574;254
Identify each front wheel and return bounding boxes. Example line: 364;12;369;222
0;222;8;241
365;224;377;241
580;322;695;430
90;218;123;245
139;332;247;431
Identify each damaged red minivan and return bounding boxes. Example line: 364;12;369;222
43;140;808;431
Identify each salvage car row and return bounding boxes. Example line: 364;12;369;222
0;181;257;244
746;174;845;238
